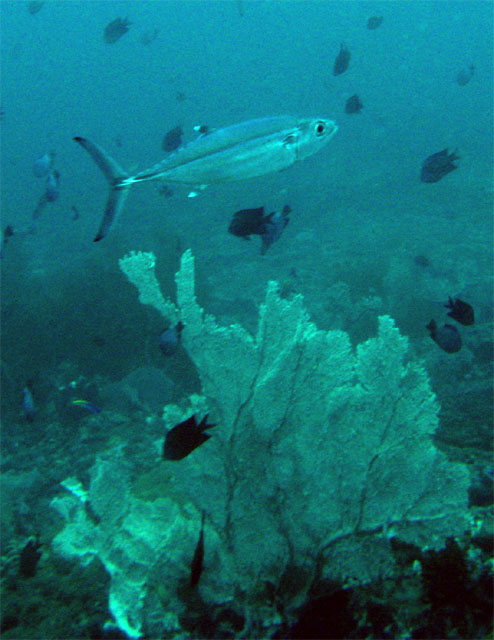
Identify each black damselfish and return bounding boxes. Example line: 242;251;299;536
103;17;131;44
367;16;383;30
19;535;42;578
163;414;217;461
426;320;462;353
228;205;291;254
228;207;267;238
345;94;363;114
333;43;351;75
162;125;183;152
445;297;474;326
420;149;459;183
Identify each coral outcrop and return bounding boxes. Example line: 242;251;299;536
50;250;471;637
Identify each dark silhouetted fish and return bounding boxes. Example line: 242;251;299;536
261;205;291;255
33;151;55;178
420;149;459;183
413;254;429;268
367;16;383;29
45;170;60;202
159;321;184;356
228;206;268;239
333;43;351;76
74;116;337;241
444;297;474;326
190;511;206;587
456;65;475;86
163;414;217;461
71;205;80;220
140;29;159;46
158;184;174;198
162;125;183;152
345;94;363;114
3;225;14;245
19;535;42;578
175;91;187;103
426;320;461;353
91;335;106;347
27;1;44;14
103;17;131;44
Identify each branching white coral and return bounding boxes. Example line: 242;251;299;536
52;249;471;636
119;250;179;323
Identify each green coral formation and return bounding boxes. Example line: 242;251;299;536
50;250;471;637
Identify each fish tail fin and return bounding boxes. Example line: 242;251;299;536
198;414;217;431
73;137;132;242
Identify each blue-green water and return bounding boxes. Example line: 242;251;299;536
1;2;492;638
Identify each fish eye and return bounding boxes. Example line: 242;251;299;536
315;122;325;136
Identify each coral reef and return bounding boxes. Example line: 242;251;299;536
50;250;472;637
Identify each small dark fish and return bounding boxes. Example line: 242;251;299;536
345;94;363;114
190;511;206;587
33;151;55;178
71;399;102;414
420;149;459;183
413;254;430;268
367;16;383;30
3;225;14;245
163;414;217;461
140;28;159;46
333;43;351;76
91;335;106;347
103;17;131;44
175;91;187;103
19;535;42;578
27;1;44;14
261;205;291;255
456;64;475;86
444;297;474;326
158;184;174;198
45;170;60;202
22;386;36;422
228;206;268;239
71;205;80;220
237;0;244;17
115;136;123;148
162;125;183;152
159;321;184;356
426;319;462;353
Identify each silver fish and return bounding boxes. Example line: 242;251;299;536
74;115;337;241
